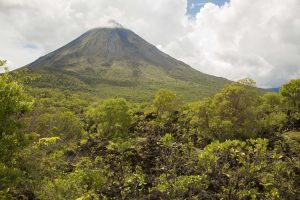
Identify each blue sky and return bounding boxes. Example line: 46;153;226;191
187;0;229;16
23;44;38;50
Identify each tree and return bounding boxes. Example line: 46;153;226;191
0;60;33;164
153;89;177;117
186;98;214;143
237;77;257;87
257;92;286;133
190;98;213;131
210;81;260;140
280;79;300;109
0;60;33;197
280;79;300;128
86;98;132;139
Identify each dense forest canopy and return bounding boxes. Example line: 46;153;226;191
0;60;299;199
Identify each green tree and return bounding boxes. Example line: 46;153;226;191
185;98;215;143
280;79;300;128
0;60;33;163
153;89;177;117
0;60;33;196
257;92;287;133
86;98;132;139
189;98;213;131
210;81;260;140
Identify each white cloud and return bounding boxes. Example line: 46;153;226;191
165;0;300;87
0;0;299;87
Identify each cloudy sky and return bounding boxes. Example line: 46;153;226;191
0;0;299;87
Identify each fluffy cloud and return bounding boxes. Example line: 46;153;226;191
165;0;300;87
0;0;299;87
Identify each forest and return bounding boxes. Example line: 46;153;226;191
0;59;299;199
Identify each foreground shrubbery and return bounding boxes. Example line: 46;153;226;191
0;60;299;199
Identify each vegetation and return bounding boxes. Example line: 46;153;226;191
0;59;299;199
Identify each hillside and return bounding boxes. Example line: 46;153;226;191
24;27;230;101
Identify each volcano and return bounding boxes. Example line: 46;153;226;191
25;27;230;101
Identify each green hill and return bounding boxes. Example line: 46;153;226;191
24;27;230;101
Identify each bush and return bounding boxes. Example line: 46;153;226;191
86;98;132;139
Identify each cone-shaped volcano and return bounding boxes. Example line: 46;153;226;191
25;27;230;101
